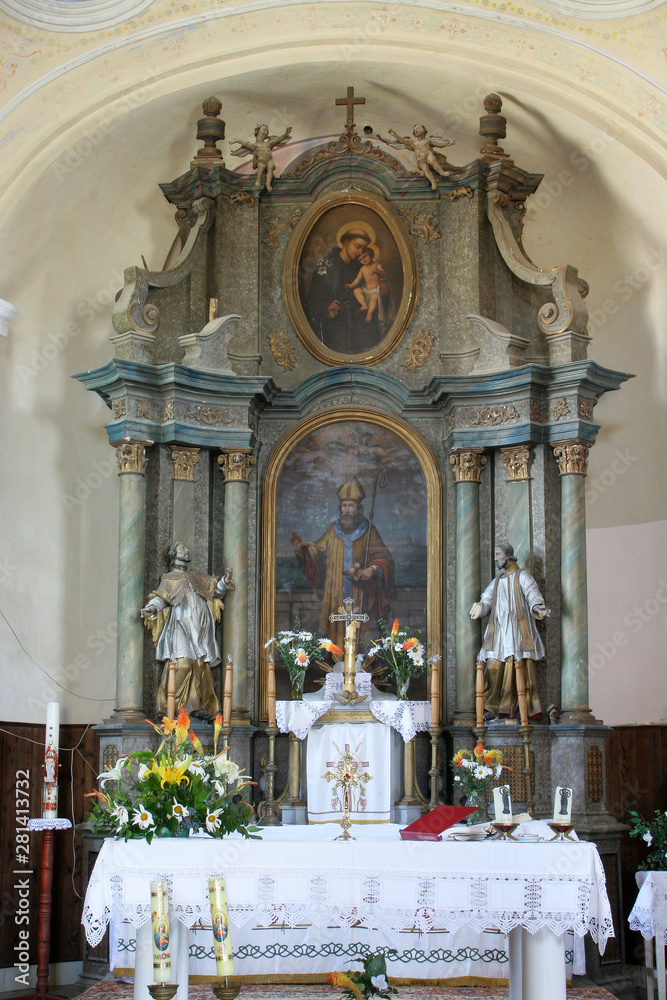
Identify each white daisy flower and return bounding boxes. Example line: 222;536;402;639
170;799;188;823
188;760;209;781
112;804;129;827
206;808;223;832
131;803;154;830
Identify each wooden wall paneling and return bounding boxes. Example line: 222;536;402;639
0;722;99;971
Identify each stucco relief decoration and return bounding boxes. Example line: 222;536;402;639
184;405;231;425
472;405;519;426
530;400;544;423
449;187;474;202
229;192;256;207
449;449;487;483
551;398;570;421
553;439;591;476
268;330;298;371
170;447;200;482
113;398;126;420
263;210;303;249
579;399;594;419
115;442;148;476
402;330;435;371
501;445;532;481
218;450;256;484
163;401;175;422
398;208;441;245
136;400;151;420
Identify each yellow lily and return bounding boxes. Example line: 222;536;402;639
150;756;192;788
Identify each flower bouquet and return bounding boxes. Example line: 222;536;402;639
629;809;667;870
370;618;426;699
451;743;504;824
87;709;260;843
265;618;342;699
329;951;398;999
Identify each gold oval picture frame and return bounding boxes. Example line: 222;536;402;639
283;190;417;366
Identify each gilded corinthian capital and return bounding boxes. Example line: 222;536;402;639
218;448;256;483
501;444;532;482
449;448;486;483
552;438;591;477
170;446;200;482
115;441;150;475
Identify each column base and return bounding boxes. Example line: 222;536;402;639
107;708;146;724
558;707;600;725
451;711;477;726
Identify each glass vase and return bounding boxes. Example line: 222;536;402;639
465;787;488;825
290;670;306;700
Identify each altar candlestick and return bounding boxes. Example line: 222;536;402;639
208;876;234;976
42;701;60;818
222;654;233;728
493;784;513;824
430;659;440;727
553;786;572;825
267;654;276;728
150;880;171;983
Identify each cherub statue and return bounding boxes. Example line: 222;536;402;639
385;124;454;190
229;123;292;192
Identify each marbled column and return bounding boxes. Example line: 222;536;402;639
113;441;150;721
501;445;533;570
218;449;256;722
450;448;486;723
553;439;592;723
170;446;200;553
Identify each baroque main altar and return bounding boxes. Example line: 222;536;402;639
76;88;630;981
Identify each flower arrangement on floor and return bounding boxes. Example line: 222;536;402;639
451;742;505;824
87;709;260;844
265;618;342;699
370;618;426;699
328;951;398;999
629;809;667;870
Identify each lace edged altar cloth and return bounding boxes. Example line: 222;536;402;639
629;870;667;944
82;823;614;972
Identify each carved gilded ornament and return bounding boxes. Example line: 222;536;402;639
229;192;256;206
218;450;256;483
551;397;570;421
163;400;175;422
530;400;544;423
170;447;200;482
501;445;532;481
402;330;435;371
472;404;519;426
268;329;298;371
553;439;591;477
447;414;456;432
262;210;303;249
579;399;594;419
184;405;231;425
398;208;441;245
449;448;487;484
449;186;474;201
136;400;151;420
115;441;149;476
113;398;126;419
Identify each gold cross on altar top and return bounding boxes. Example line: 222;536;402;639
335;86;365;127
329;596;369;630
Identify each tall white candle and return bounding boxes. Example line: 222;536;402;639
208;876;234;976
42;702;60;818
150;881;171;983
493;784;513;824
553;786;573;825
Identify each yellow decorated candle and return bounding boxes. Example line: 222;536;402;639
150;880;171;983
208;876;234;976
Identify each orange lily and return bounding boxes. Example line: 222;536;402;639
327;972;363;1000
84;789;109;805
213;714;222;753
188;729;204;754
320;639;344;656
175;706;190;746
161;716;177;734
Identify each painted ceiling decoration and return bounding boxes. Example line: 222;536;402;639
534;0;665;18
0;0;156;32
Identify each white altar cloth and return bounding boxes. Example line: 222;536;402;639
629;871;667;944
82;823;612;997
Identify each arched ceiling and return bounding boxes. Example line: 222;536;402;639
0;0;665;219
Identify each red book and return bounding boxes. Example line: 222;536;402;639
399;805;478;840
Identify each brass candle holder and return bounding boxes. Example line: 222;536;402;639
260;726;281;826
212;984;240;1000
491;822;519;841
547;821;576;841
148;985;179;1000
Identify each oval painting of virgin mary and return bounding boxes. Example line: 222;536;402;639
284;191;417;365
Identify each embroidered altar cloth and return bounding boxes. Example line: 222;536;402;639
629;871;667;944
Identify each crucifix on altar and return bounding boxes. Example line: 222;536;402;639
329;597;369;704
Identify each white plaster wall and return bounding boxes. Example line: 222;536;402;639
588;519;667;725
0;29;664;726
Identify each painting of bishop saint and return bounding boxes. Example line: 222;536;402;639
273;421;428;697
